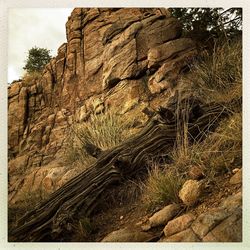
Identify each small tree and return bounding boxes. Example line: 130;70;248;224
170;8;242;41
23;47;52;73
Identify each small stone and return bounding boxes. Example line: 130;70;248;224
163;213;196;237
229;168;242;185
179;180;202;206
160;228;200;242
101;227;154;242
148;203;181;228
188;165;205;180
232;168;240;174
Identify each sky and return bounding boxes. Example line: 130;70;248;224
8;8;73;83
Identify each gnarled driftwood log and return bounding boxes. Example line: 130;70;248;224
10;96;233;241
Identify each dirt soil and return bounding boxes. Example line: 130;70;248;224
73;169;242;242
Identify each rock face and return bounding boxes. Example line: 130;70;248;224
8;8;198;204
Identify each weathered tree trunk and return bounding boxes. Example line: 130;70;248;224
10;97;232;241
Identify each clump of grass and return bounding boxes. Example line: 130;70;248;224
189;38;242;104
22;71;42;86
142;165;185;209
77;110;135;150
64;133;95;167
170;111;242;180
171;38;242;175
64;109;135;168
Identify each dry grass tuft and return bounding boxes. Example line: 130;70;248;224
22;71;42;86
142;38;242;209
171;38;242;178
171;112;242;179
187;39;242;104
77;110;135;150
64;109;135;168
142;164;184;209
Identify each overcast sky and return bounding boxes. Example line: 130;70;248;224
8;8;73;83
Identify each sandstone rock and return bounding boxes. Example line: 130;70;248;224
148;79;171;95
160;228;200;242
179;179;202;206
147;203;180;229
191;207;230;238
148;38;196;69
104;79;147;113
57;169;80;188
229;168;242;184
148;50;197;94
8;81;21;97
10;169;39;204
8;155;29;175
232;168;240;174
141;223;152;231
136;16;182;61
101;227;154;242
47;114;56;125
102;14;141;45
102;26;139;89
202;208;242;242
42;167;66;192
8;86;28;155
202;232;218;241
220;191;242;210
163;213;196;237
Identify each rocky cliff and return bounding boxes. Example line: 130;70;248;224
8;8;198;204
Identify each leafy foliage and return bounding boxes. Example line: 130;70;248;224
170;8;242;41
23;46;52;73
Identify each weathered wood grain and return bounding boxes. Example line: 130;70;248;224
10;96;233;241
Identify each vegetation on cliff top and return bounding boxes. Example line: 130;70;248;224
23;46;52;73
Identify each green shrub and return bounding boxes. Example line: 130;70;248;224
23;47;52;73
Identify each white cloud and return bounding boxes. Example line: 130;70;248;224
8;8;72;83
